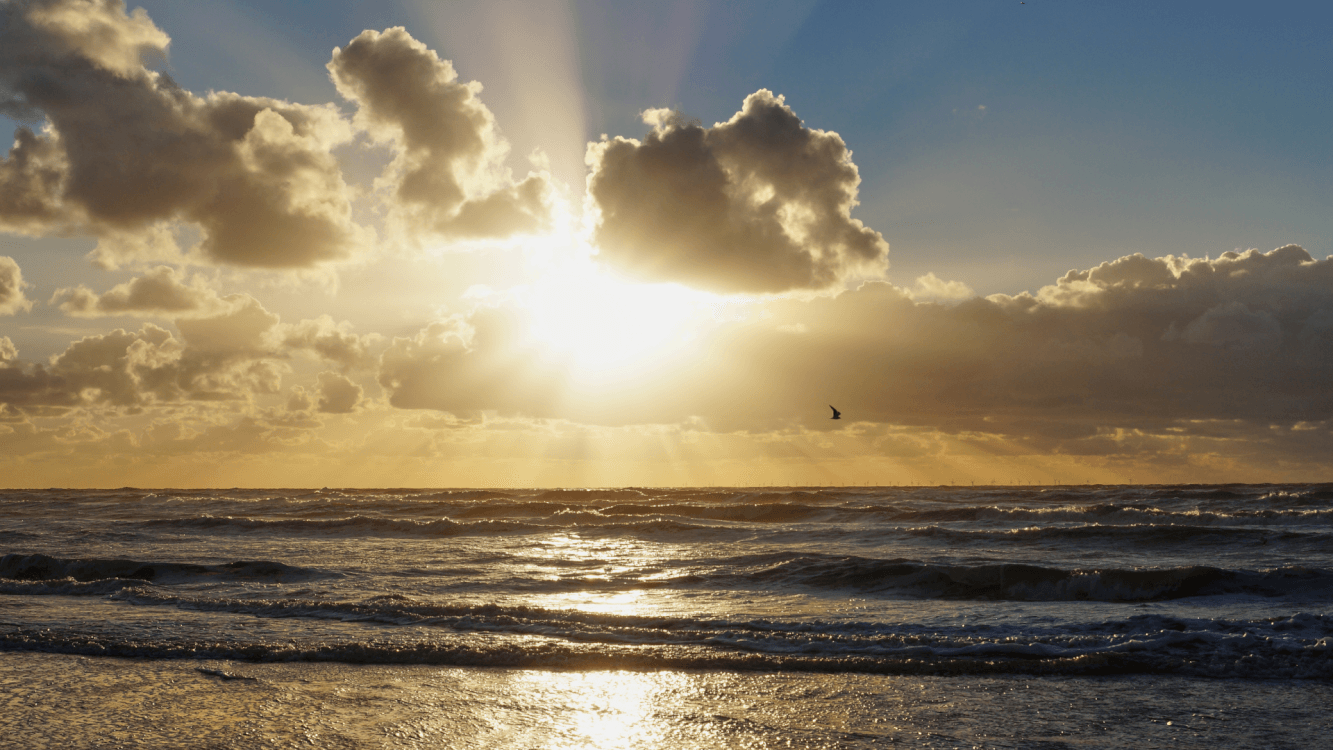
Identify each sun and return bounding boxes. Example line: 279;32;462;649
520;237;710;380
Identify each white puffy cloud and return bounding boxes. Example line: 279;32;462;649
50;265;226;317
0;0;368;267
327;27;555;243
585;90;889;293
0;256;34;314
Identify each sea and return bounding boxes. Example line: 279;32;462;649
2;484;1331;749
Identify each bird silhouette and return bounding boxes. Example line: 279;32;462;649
830;405;841;420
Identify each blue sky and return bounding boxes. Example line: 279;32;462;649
114;0;1333;293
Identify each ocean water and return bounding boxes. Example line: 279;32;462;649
2;484;1331;748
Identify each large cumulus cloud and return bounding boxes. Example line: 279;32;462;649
585;90;889;294
328;27;555;243
0;0;367;267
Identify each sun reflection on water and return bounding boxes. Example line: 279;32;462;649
524;533;681;618
509;670;676;750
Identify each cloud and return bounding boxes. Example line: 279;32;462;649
286;386;314;413
374;246;1333;459
314;371;362;413
0;126;67;233
84;224;191;270
50;265;226;317
279;315;378;370
906;272;974;303
0;256;34;314
1172;301;1282;352
0;0;367;267
0;293;286;411
327;27;555;243
174;295;280;356
377;308;567;416
44;323;187;406
0;288;388;417
585;89;889;294
50;274;384;368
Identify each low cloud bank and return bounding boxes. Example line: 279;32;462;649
0;293;376;411
377;246;1333;455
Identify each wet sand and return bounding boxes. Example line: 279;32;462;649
3;652;1330;749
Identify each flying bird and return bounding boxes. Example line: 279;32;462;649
830;405;841;420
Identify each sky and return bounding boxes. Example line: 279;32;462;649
1;0;1331;487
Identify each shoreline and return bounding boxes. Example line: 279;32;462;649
4;652;1329;749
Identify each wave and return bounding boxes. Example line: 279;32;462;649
905;523;1325;546
1147;487;1251;500
134;515;732;538
873;503;1333;526
6;545;1328;604
111;502;1333;534
533;488;651;502
375;553;1333;601
717;553;1333;602
0;553;322;585
595;502;830;523
2;599;1328;679
1260;487;1333;506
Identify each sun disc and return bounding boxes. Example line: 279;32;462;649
524;260;704;378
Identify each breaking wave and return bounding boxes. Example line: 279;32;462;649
2;601;1328;680
0;553;323;585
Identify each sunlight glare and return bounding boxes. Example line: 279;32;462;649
522;236;708;379
513;670;676;749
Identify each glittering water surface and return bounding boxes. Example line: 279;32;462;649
2;484;1331;747
3;653;1330;749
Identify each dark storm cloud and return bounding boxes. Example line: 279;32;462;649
376;246;1333;455
0;0;367;267
585;90;889;294
327;27;555;243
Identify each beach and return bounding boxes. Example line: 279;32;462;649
3;484;1331;747
5;652;1331;748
